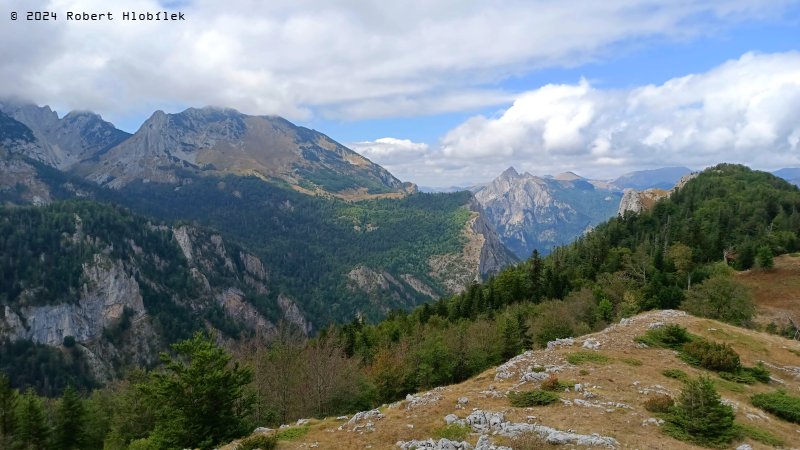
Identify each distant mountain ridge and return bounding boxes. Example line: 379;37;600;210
474;167;621;258
773;168;800;187
75;106;415;199
611;166;692;190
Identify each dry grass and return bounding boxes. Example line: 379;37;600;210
738;253;800;328
226;310;800;449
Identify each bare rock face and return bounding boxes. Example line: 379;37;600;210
617;188;645;215
469;198;518;276
474;167;621;258
0;151;52;205
428;198;518;295
219;288;277;338
347;266;417;311
0;254;153;381
9;254;145;347
278;295;312;335
0;102;130;170
617;172;698;216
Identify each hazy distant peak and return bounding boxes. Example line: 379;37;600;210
554;171;583;181
499;166;519;179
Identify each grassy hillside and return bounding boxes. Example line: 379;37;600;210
225;311;800;449
738;253;800;334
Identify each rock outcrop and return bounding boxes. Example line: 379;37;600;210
617;172;698;216
474;167;621;258
0;101;130;170
427;199;518;295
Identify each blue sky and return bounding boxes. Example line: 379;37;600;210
3;0;800;185
306;10;800;145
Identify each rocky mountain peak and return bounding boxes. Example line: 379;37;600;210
499;166;519;180
79;106;407;198
0;100;130;169
475;168;621;258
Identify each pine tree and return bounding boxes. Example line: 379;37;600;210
528;249;543;301
756;245;774;270
501;318;520;360
14;388;49;450
516;312;532;351
53;385;86;450
665;376;736;446
0;373;17;447
142;331;254;450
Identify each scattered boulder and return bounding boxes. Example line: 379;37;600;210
346;408;384;426
582;339;602;350
453;410;617;448
253;426;272;434
474;435;512;450
547;337;575;350
641;418;664;427
397;438;473;450
407;390;443;409
444;414;461;425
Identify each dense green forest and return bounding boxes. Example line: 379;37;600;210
103;173;475;322
2;164;799;450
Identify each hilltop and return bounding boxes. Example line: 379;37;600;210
228;310;800;449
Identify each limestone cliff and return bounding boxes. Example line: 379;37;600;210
617;172;698;216
0;205;311;383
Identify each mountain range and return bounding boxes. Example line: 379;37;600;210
0;101;517;388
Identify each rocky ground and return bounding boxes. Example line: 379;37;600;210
224;310;800;449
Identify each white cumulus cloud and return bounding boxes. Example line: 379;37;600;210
1;0;795;124
423;51;800;185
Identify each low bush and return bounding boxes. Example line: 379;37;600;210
680;340;740;372
541;374;561;391
662;369;688;381
636;324;692;349
643;394;674;413
745;362;771;383
719;362;770;385
508;389;560;407
718;371;756;385
566;351;611;365
238;434;277;450
735;423;784;447
274;426;309;441
432;424;470;441
751;390;800;423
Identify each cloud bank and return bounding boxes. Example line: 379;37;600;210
360;52;800;185
1;0;793;123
